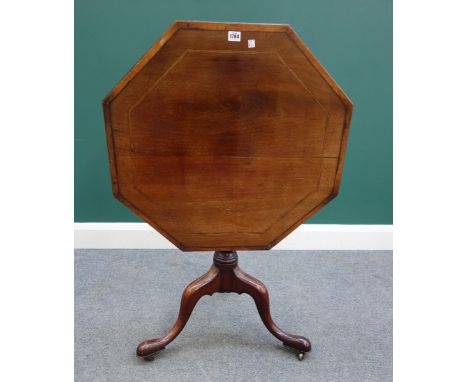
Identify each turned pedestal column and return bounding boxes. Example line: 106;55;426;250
137;251;311;361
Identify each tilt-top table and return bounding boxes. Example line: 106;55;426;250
103;21;352;361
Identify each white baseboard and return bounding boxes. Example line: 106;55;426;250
74;223;392;250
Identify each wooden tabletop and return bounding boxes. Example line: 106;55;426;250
103;21;352;251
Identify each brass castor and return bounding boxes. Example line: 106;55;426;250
283;343;308;361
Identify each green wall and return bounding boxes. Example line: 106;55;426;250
75;0;392;224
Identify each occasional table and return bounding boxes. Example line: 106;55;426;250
103;21;352;361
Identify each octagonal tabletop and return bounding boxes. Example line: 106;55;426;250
103;21;352;251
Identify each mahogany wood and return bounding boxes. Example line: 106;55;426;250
136;251;311;359
103;20;352;251
103;21;353;360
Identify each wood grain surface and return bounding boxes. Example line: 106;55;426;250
103;21;352;251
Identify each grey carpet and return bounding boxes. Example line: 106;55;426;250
75;250;392;382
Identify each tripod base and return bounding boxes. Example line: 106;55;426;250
136;251;311;361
